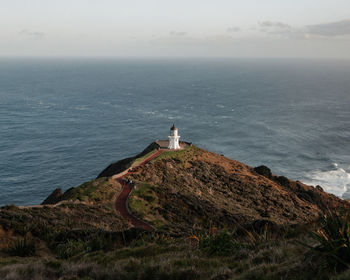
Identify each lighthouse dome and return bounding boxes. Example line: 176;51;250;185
170;124;177;130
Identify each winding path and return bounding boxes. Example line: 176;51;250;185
114;149;164;231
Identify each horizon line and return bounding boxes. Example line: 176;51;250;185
0;55;349;61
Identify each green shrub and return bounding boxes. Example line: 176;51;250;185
45;260;63;270
88;234;114;251
138;265;200;280
275;176;289;187
56;239;86;259
199;230;239;256
7;238;36;257
307;211;350;272
254;165;272;179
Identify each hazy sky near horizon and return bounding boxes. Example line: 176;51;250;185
1;0;350;58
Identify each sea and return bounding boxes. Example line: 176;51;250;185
1;58;350;206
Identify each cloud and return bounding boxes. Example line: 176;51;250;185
147;18;350;58
257;21;299;39
257;19;350;39
169;31;187;36
259;21;291;30
227;27;241;33
306;19;350;37
19;29;45;40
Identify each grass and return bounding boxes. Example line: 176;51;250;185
0;232;319;280
131;149;157;166
0;202;130;260
155;145;199;162
56;239;86;259
305;210;350;272
0;224;348;280
128;182;167;229
6;238;36;257
62;177;118;205
199;230;240;256
1;143;349;279
332;269;350;279
129;183;157;214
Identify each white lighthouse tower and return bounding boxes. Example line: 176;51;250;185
168;124;180;149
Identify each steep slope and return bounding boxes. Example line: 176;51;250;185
125;145;348;233
97;142;159;178
2;143;350;280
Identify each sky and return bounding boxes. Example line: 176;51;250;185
1;0;350;58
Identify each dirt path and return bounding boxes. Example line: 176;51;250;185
114;149;164;231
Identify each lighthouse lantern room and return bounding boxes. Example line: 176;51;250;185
168;124;180;149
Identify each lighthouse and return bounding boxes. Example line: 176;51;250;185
168;124;180;149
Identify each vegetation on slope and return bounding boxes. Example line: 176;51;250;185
96;142;159;178
306;210;350;272
127;145;348;234
0;203;131;247
60;177;118;206
42;176;122;206
129;182;168;231
1;221;350;279
1;143;350;279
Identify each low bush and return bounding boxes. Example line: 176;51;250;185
275;176;289;187
254;165;272;179
88;233;115;251
306;210;350;272
56;239;86;259
7;238;36;257
199;230;239;256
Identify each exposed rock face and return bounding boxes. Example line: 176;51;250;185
41;188;63;205
127;146;349;233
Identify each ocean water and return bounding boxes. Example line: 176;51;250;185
1;58;350;206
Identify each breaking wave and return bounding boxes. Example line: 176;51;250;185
303;163;350;198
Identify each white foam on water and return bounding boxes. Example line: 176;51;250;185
145;111;156;115
303;163;350;197
74;105;89;111
216;104;225;108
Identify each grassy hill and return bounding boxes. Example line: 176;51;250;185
0;143;349;279
126;145;347;234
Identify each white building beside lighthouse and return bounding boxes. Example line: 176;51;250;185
168;124;180;149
